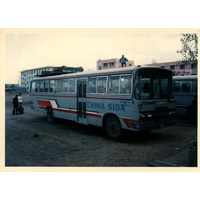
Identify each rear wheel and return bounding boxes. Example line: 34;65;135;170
105;115;123;139
47;107;55;123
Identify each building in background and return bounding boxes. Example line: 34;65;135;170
17;60;198;92
20;66;56;91
5;84;19;93
147;61;197;76
97;58;134;70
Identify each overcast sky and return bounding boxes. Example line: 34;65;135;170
2;28;194;84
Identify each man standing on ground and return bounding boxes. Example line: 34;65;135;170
12;95;19;115
18;93;22;107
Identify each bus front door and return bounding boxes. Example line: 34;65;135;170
77;80;87;124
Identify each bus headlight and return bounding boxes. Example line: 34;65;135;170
140;112;153;119
169;110;175;115
147;112;152;118
140;113;146;119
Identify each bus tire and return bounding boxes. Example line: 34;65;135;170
105;115;123;139
47;107;55;123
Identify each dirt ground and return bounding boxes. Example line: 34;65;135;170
4;93;198;169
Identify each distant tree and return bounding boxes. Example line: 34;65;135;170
177;33;198;65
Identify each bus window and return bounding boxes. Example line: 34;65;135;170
181;81;191;92
140;78;151;99
44;80;49;92
97;76;107;94
153;79;159;99
109;75;120;94
39;81;44;92
69;79;75;93
193;80;197;93
49;80;56;93
31;81;35;93
120;75;132;94
174;81;181;92
88;77;97;93
160;79;169;98
62;79;68;93
35;81;39;92
56;80;62;93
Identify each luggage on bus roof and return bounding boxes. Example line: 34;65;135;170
39;66;84;77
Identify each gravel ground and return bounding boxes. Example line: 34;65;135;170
4;93;198;169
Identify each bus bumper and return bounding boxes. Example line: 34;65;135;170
123;118;177;132
137;118;177;131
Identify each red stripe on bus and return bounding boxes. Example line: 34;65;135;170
123;117;175;128
53;108;77;114
123;118;155;127
37;100;52;108
53;108;101;118
87;113;102;118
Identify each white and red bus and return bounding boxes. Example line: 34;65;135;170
30;66;176;139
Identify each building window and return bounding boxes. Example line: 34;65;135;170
160;66;165;68
103;63;108;67
170;65;175;70
109;62;114;66
191;63;197;69
180;64;185;69
98;66;102;70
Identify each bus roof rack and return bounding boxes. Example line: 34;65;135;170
38;66;84;77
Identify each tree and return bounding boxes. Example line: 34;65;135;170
177;33;198;64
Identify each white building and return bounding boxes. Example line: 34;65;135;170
20;66;56;91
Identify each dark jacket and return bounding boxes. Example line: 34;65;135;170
13;96;18;106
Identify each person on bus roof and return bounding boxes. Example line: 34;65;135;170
119;54;128;67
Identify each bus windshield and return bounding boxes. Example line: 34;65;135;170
134;68;174;100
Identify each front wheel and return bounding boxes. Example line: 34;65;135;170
47;107;56;123
105;115;123;139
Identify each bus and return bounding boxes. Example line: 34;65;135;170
173;75;197;117
30;66;176;139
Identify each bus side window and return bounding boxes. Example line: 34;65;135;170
49;80;56;93
44;80;49;92
31;82;35;93
88;77;97;93
181;81;191;93
174;81;181;92
35;82;39;92
56;80;62;93
97;76;107;94
39;81;44;92
62;79;68;93
120;75;132;94
193;80;197;93
109;75;119;94
69;79;75;93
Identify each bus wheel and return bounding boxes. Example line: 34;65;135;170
47;108;55;123
105;115;123;139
